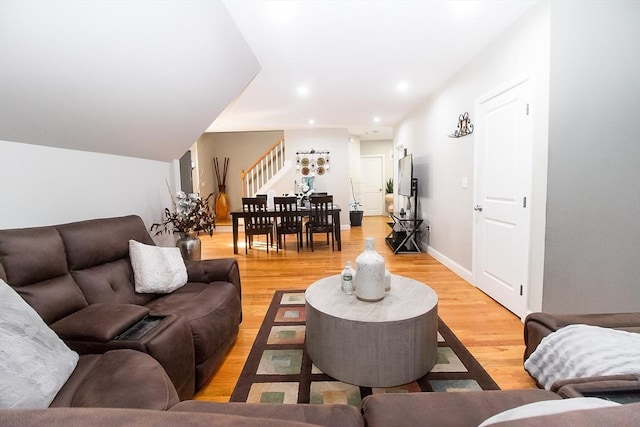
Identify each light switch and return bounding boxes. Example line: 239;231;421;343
462;177;468;189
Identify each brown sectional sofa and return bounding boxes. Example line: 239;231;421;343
0;215;242;400
2;214;638;424
2;393;639;426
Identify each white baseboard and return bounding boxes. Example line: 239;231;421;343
425;245;474;284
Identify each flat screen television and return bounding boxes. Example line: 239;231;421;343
398;154;413;196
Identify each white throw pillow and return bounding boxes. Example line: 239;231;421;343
477;397;620;426
129;240;188;294
0;279;79;408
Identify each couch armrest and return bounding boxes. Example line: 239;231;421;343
523;312;640;361
51;304;150;342
186;258;242;295
552;374;640;396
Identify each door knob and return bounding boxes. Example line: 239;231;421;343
474;205;483;212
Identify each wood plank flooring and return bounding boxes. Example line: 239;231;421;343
194;215;537;402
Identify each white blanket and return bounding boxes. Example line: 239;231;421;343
524;324;640;390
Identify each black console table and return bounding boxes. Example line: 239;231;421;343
385;212;422;254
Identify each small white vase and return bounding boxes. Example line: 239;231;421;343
355;237;386;302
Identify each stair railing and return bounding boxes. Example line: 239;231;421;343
241;138;285;197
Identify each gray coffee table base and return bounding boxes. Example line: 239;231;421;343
305;275;438;388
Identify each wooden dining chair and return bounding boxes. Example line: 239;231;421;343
306;195;334;252
242;197;274;254
274;196;303;252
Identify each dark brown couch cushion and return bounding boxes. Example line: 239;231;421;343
145;281;241;364
56;216;154;270
0;408;324;427
0;227;87;324
50;350;179;410
171;400;364;427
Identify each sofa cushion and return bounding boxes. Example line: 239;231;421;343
0;279;79;408
144;282;242;365
0;227;68;285
0;227;87;323
56;215;154;270
129;240;187;294
49;350;179;409
478;397;619;426
0;408;325;426
171;400;364;427
51;304;150;342
70;258;157;306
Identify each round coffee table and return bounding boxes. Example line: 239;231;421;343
305;274;438;387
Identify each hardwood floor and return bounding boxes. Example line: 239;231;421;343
194;215;537;402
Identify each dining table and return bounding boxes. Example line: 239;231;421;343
229;205;342;254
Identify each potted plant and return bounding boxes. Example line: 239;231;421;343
384;178;394;213
150;187;216;261
349;178;364;227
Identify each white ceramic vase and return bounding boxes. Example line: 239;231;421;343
355;237;386;302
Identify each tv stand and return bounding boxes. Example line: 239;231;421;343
385;212;422;254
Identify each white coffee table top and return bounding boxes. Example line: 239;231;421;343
305;274;438;323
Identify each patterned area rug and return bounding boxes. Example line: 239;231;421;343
231;290;500;407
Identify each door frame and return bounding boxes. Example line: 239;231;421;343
472;76;533;318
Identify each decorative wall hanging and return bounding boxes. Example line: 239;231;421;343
448;112;474;138
295;149;330;175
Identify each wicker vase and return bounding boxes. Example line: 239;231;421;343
215;185;230;220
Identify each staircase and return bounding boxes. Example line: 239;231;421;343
241;137;290;197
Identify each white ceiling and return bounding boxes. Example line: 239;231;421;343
0;1;538;162
209;0;538;140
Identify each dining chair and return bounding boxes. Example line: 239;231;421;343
274;196;303;252
241;197;274;254
306;195;334;252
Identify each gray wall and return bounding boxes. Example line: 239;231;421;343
196;131;284;212
543;1;640;312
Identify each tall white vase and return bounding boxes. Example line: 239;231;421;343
355;237;386;302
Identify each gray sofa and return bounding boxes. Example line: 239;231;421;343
0;215;242;400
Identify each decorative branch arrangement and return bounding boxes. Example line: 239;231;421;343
150;182;215;237
213;157;229;188
448;112;474;138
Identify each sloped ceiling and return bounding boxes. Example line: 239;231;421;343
0;0;260;161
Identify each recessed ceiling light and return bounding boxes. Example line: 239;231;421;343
308;119;315;125
397;81;409;92
373;116;380;123
297;85;309;97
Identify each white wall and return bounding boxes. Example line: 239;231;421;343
279;128;351;226
543;0;640;313
0;140;173;237
394;3;550;308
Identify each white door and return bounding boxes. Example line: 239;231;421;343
360;156;384;216
474;79;532;318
